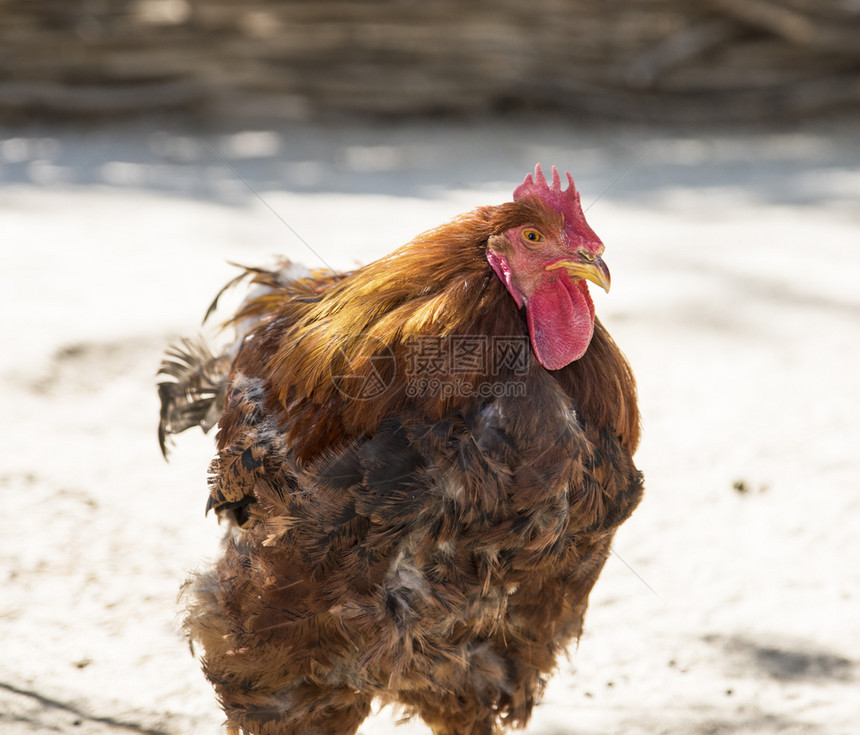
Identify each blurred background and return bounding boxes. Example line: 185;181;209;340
2;0;860;122
2;2;859;735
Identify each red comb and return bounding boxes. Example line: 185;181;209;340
513;164;602;251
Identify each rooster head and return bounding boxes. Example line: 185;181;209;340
486;164;610;370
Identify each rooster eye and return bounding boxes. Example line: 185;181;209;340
522;228;545;245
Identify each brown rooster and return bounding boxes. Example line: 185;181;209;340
158;165;643;735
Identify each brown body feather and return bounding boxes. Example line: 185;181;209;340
163;199;642;735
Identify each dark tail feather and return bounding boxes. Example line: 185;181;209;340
204;259;314;324
157;337;231;458
158;258;318;458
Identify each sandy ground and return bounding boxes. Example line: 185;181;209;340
1;116;859;734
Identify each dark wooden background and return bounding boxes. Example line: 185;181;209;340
2;0;859;122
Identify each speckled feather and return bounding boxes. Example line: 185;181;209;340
163;194;643;735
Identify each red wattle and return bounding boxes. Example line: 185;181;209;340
526;273;595;370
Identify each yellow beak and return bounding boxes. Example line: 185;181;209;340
545;256;611;293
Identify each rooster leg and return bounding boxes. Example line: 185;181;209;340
223;685;372;735
426;716;496;735
404;692;498;735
